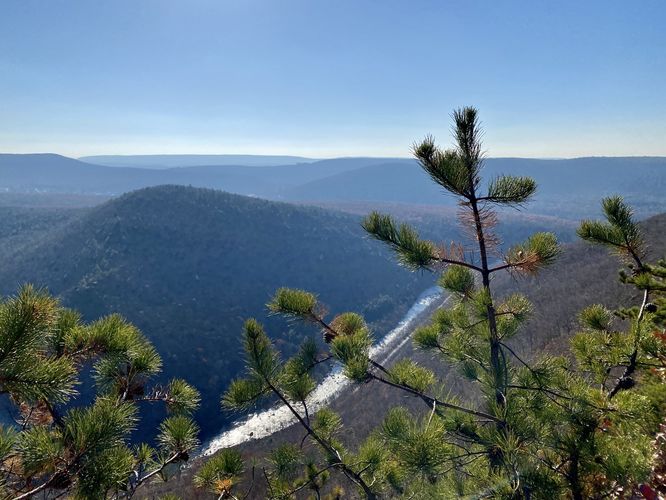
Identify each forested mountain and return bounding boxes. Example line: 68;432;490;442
0;185;581;441
0;186;434;440
0;206;82;261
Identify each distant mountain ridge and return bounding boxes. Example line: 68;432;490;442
2;153;666;219
282;156;666;216
0;153;403;197
79;154;314;168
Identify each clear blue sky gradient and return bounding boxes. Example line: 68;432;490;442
1;1;665;158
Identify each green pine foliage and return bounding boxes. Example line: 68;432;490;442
0;285;200;499
193;448;244;496
209;107;666;498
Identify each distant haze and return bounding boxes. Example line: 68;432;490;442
80;154;315;169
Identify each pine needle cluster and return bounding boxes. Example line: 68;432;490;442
0;286;201;499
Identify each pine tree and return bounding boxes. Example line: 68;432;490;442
211;108;666;498
556;196;666;498
0;285;201;499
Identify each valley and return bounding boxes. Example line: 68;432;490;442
143;211;666;498
0;176;586;443
0;154;664;497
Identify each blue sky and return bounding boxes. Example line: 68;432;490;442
1;0;664;158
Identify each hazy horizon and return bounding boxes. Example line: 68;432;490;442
3;152;666;163
4;151;666;163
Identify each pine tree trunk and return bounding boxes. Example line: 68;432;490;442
469;196;507;471
570;451;584;500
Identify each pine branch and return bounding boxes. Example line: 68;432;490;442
492;232;559;275
242;323;377;498
264;378;377;498
368;372;503;424
13;473;60;500
479;175;537;206
498;342;571;412
435;258;482;273
282;462;342;497
578;196;645;270
362;211;482;272
425;341;489;372
412;138;474;199
608;289;649;399
317;317;496;421
123;451;183;499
